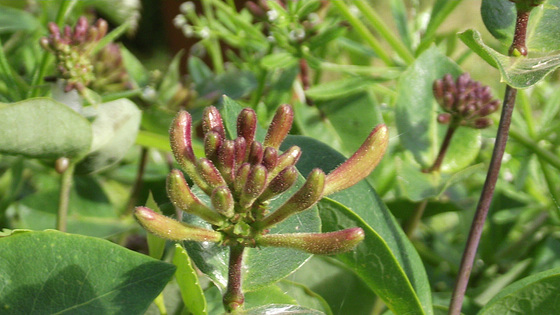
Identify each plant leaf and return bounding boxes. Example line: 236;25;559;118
0;5;39;33
76;98;141;174
395;46;481;171
459;29;560;88
479;266;560;314
0;230;175;314
282;135;432;315
0;98;92;159
173;244;207;315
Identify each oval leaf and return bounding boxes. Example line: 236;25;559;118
282;135;433;315
76;98;141;174
459;29;560;88
479;266;560;314
0;230;175;314
0;98;92;159
173;244;207;315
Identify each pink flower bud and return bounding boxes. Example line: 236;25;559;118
262;147;278;171
264;104;294;149
218;140;236;184
323;124;388;196
167;169;225;225
202;106;226;139
237;108;257;150
248;141;264;165
240;164;268;209
134;207;222;242
196;158;227;194
170;111;196;171
256;227;364;255
259;165;298;201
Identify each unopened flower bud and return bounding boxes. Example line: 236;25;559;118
237;107;257;151
234;137;247;170
264;104;294;149
262;147;278;171
259;166;298;202
240;164;268;209
211;186;235;218
247;141;264;165
170;111;197;176
271;146;302;179
324;124;388;196
167;169;225;225
471;117;493;129
234;163;251;199
218;140;235;184
259;168;325;229
202;106;226;139
196;158;227;194
204;131;222;163
437;113;452;124
256;227;364;255
134;206;222;242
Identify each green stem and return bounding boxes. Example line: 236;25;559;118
538;157;560;220
353;0;414;64
223;246;245;313
125;147;149;215
202;0;224;73
0;37;21;100
509;128;560;171
153;292;168;315
330;0;393;66
404;200;428;238
57;162;75;232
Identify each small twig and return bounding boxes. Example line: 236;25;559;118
425;124;458;173
57;162;75;232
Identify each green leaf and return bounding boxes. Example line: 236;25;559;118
459;29;560;88
479;266;560;314
120;44;149;87
189;56;213;86
282;136;432;315
395;46;481;171
481;0;560;52
277;280;333;315
76;98;141;174
173;244;207;315
0;98;92;159
0;230;175;314
305;76;378;100
261;52;299;70
157;51;184;106
0;5;40;33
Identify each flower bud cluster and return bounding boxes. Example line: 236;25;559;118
91;43;133;93
136;104;389;255
433;73;501;129
40;17;108;93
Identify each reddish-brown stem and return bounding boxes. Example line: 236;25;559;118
223;245;245;313
509;10;530;56
448;85;518;315
425;124;458;173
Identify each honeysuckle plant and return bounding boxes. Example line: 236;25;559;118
135;103;388;312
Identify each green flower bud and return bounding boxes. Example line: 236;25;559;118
211;186;235;218
240;164;268;209
256;227;364;255
258;165;298;202
196;158;227;195
264;104;294;149
204;131;222;164
234;163;251;199
324;124;388;196
167;169;225;225
134;206;222;242
259;168;325;229
270;146;302;179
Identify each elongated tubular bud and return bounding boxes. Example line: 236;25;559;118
237;108;257;152
202;106;226;139
256;227;364;255
270;146;302;180
234;137;247;172
196;158;227;195
234;163;251;199
259;168;325;229
218;140;235;184
240;164;268;209
167;170;225;225
258;166;298;202
212;186;235;218
135;207;222;242
204;131;222;164
247;141;263;165
264;104;294;149
323;124;388;196
170;111;197;176
262;147;278;171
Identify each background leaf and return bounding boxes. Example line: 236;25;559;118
173;244;207;315
0;230;175;315
0;98;92;159
0;5;40;33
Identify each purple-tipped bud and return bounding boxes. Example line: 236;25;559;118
170;111;196;169
256;227;365;255
443;92;455;110
218;140;236;184
437;113;452;124
234;137;247;171
262;147;278;171
211;186;235;218
196;158;227;194
471;118;493;129
247;141;264;165
271;146;302;179
240;164;268;209
324;124;388;196
204;131;222;164
74;17;88;42
237;108;257;150
264;104;294;149
95;19;108;40
134;207;222;242
246;1;266;17
259;168;325;229
167;169;225;225
234;163;251;199
433;79;444;104
202;106;226;139
259;166;298;201
48;22;60;39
